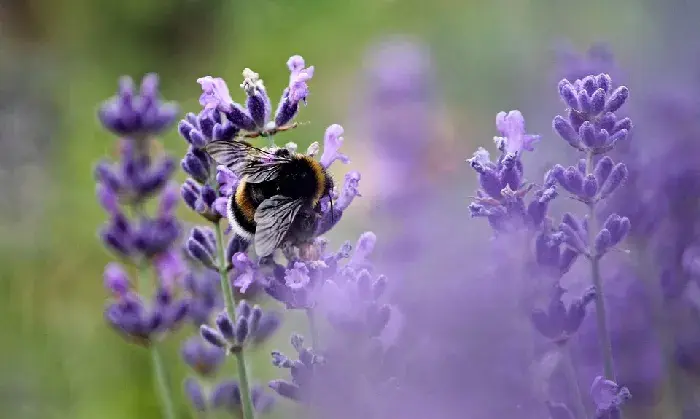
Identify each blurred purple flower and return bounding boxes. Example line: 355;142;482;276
590;376;631;418
94;140;176;206
181;336;226;376
96;74;186;346
98;73;179;138
183;377;274;414
105;288;189;346
183;270;222;326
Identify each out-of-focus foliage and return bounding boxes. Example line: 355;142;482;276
0;0;693;418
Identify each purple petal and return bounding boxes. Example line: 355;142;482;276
197;76;233;113
319;124;349;168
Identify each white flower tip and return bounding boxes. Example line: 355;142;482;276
242;68;259;81
287;55;306;72
306;141;320;156
326;123;344;137
196;76;215;87
305;66;315;78
358;231;377;251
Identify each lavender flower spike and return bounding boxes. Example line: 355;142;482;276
494;110;541;155
97;73;181;419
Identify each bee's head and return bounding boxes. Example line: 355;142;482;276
323;173;334;197
274;148;292;158
324;173;335;223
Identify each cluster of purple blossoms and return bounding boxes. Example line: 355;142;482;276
96;74;188;345
467;71;633;419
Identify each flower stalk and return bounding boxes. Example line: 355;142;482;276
138;261;177;419
214;220;255;419
151;345;177;419
586;151;616;382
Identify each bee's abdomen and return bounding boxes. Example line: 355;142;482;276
228;180;257;239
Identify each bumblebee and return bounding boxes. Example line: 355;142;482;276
204;140;334;257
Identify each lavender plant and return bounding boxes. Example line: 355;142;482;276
96;74;184;419
177;54;363;419
558;44;700;418
467;73;634;419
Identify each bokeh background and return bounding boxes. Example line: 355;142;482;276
1;0;699;418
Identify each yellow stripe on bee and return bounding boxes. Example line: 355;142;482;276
235;178;256;222
300;155;326;206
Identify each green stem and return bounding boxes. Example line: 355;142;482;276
561;344;587;419
585;151;616;382
214;220;255;419
136;262;177;419
151;345;177;419
306;308;319;349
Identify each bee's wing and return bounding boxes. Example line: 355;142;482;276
204;140;291;183
253;195;305;257
203;140;252;168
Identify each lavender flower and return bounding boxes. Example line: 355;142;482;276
95;141;176;207
467;110;557;233
275;56;315;128
181;336;225;376
531;285;596;344
553;76;631;154
183;378;274;415
269;333;324;403
182;270;222;326
263;233;375;311
263;230;400;419
200;301;278;352
96;74;181;419
194;56;314;139
105;281;189;346
98;73;178;138
97;74;184;329
210;381;275;414
590;376;631;418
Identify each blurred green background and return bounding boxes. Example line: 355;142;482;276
0;0;690;418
